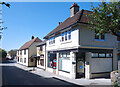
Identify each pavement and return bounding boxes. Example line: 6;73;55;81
1;60;113;86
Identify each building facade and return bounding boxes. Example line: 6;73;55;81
17;36;42;67
36;40;46;70
43;3;119;79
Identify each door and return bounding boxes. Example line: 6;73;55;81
76;52;85;78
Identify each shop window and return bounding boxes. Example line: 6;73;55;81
40;59;44;66
47;53;56;69
31;59;34;62
59;52;70;73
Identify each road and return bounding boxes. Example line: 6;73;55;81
1;60;83;87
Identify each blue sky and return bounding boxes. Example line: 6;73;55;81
2;2;99;52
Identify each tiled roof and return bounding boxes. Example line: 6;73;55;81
19;37;42;50
36;40;46;47
44;9;92;39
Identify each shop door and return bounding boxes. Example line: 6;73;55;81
76;52;85;78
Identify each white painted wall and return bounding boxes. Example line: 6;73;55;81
46;27;79;51
17;49;29;66
37;45;46;69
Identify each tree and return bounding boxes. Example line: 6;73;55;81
87;1;120;37
8;50;17;58
0;49;7;59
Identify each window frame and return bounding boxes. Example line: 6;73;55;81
92;53;113;58
94;30;106;41
24;49;26;55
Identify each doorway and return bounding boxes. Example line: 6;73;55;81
76;52;85;78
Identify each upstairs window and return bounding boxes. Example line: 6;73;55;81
95;30;105;40
65;32;67;41
18;51;19;55
117;33;120;41
24;49;26;55
20;51;22;55
40;46;43;51
49;37;55;45
68;30;71;40
61;33;64;42
61;30;72;42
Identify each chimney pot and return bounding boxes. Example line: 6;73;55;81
32;36;34;40
58;22;62;25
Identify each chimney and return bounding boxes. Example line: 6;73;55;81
70;3;79;17
58;22;62;25
31;36;34;40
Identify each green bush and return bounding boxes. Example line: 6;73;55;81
114;81;118;87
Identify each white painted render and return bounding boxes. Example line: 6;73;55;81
37;45;46;69
17;41;40;67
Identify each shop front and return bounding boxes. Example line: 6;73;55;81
47;52;57;74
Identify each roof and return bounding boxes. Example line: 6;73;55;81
36;40;46;47
19;37;42;50
44;9;92;39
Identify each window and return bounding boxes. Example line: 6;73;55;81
68;30;71;40
24;49;26;55
40;46;43;51
61;30;72;42
65;32;67;41
92;53;113;58
99;53;105;57
24;58;26;63
59;52;70;73
31;59;34;62
20;51;22;55
106;53;112;58
95;30;105;40
61;33;64;42
117;36;120;41
18;57;19;62
18;51;19;55
92;53;98;57
49;37;55;45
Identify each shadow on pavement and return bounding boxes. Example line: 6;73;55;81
2;65;84;87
